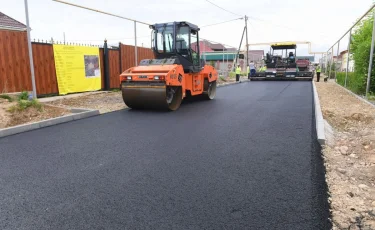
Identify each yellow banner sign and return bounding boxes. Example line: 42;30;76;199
53;45;101;95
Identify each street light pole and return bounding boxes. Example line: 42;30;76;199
134;21;138;66
24;0;37;99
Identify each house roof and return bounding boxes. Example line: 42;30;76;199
210;43;226;50
191;41;214;52
226;48;238;52
0;12;27;31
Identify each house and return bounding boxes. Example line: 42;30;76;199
247;50;264;63
191;41;236;52
0;12;27;31
191;41;214;52
0;11;31;93
339;50;354;72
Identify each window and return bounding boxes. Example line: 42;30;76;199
176;26;189;55
155;26;174;53
190;30;199;66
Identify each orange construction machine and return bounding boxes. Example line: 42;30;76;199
119;21;218;110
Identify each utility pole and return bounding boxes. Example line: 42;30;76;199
134;21;137;66
233;26;246;71
24;0;37;99
245;15;249;68
63;32;66;44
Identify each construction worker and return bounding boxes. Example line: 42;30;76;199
247;65;250;79
316;65;321;82
249;61;256;77
235;64;241;82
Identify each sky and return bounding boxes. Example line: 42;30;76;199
2;0;374;60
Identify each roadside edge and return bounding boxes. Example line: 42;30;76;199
0;108;100;138
312;81;326;145
217;79;249;88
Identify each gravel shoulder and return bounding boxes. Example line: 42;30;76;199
45;91;126;114
315;79;375;229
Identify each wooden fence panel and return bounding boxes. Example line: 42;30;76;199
0;36;154;94
119;44;154;73
108;49;120;88
138;46;155;63
0;30;31;93
120;44;135;73
31;43;58;95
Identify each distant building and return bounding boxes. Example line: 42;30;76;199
339;50;354;72
0;11;27;31
191;41;237;53
247;50;264;63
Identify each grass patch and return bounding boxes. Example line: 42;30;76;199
8;99;43;113
336;72;366;95
111;88;121;92
0;94;13;102
367;92;375;101
219;76;227;82
18;91;29;101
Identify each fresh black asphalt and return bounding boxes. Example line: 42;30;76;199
0;81;330;230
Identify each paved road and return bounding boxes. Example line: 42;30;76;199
0;82;330;230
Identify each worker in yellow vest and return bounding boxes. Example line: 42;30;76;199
235;64;241;82
316;65;321;82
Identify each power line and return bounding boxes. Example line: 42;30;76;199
205;0;243;17
201;17;243;27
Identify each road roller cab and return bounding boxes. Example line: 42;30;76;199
120;21;218;111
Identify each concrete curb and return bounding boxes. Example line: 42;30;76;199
334;82;375;108
217;79;249;88
0;108;100;138
312;81;326;145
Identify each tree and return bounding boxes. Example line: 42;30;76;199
351;10;375;93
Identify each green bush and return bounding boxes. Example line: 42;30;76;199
18;91;29;101
219;76;227;82
350;11;375;94
229;72;236;78
0;94;13;102
9;99;43;112
336;72;366;95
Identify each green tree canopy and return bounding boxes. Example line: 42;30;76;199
351;11;375;93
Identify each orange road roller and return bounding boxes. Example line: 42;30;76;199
119;21;218;111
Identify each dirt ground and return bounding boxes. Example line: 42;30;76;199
45;91;126;114
0;98;70;128
315;79;375;230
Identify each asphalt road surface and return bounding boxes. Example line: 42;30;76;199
0;81;330;230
